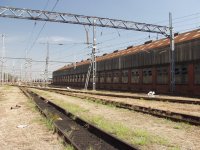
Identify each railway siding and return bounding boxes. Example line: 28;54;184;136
30;88;200;150
42;88;200;125
21;87;138;150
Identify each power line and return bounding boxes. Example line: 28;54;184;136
27;0;60;55
24;0;50;57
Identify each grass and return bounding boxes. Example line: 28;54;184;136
25;98;38;113
86;115;170;146
65;145;75;150
26;100;56;132
30;89;182;149
152;115;191;130
29;90;177;147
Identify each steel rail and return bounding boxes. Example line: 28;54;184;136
44;86;200;105
38;87;200;126
20;87;138;150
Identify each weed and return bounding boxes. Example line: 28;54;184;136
65;145;74;150
168;146;181;150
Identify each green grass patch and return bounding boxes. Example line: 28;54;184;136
65;145;75;150
86;115;170;146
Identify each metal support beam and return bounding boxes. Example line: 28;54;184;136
44;41;49;87
1;34;5;85
169;12;175;93
0;6;169;36
92;19;97;90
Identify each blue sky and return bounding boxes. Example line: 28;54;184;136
0;0;200;79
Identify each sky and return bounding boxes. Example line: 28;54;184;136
0;0;200;80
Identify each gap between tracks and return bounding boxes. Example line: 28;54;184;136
32;87;200;126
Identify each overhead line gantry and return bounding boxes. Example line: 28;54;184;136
0;6;175;92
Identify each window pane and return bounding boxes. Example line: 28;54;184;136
156;67;168;84
122;70;128;83
175;65;188;84
131;69;139;83
195;63;200;84
143;68;152;84
113;71;120;83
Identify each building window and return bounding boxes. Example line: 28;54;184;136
73;75;76;82
106;72;112;83
100;73;105;83
69;75;72;82
78;75;80;82
71;75;74;82
143;68;152;84
76;75;79;82
122;70;128;83
66;76;69;82
175;65;188;84
76;75;78;82
113;71;120;83
82;74;85;83
157;67;168;84
89;74;93;83
79;74;82;83
96;73;99;83
195;63;200;84
64;76;66;82
131;69;139;83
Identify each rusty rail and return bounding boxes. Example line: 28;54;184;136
20;87;138;150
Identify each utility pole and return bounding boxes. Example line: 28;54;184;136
20;63;22;83
92;19;97;91
169;12;175;93
25;49;28;85
1;34;5;85
29;59;32;86
12;60;15;84
44;40;49;87
40;40;65;87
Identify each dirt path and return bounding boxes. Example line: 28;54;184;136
32;88;200;150
0;86;64;150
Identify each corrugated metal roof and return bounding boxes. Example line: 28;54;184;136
55;29;200;72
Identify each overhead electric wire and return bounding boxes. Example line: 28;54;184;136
24;0;50;55
15;0;51;66
27;0;60;55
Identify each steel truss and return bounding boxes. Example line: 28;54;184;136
0;6;169;36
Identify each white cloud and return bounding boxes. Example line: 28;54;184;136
38;36;75;44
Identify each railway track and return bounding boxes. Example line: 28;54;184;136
20;87;138;150
32;87;200;126
46;87;200;105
